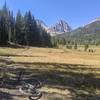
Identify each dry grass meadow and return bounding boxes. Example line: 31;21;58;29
0;46;100;100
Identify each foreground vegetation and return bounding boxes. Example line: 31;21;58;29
0;46;100;100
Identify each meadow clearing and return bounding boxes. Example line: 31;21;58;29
0;46;100;100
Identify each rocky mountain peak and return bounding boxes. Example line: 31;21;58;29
48;20;72;36
55;19;71;32
36;19;72;36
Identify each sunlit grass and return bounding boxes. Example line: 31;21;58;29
0;46;100;99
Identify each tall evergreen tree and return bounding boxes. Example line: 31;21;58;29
24;11;41;46
42;29;52;47
0;3;52;47
9;11;15;42
0;3;10;44
15;10;25;44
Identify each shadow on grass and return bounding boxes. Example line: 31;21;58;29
0;59;100;100
0;91;13;100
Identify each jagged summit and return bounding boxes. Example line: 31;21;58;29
51;20;71;32
36;19;72;36
48;20;72;36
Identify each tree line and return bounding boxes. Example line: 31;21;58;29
52;37;93;52
0;3;52;47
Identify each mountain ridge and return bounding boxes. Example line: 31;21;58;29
36;19;72;36
36;17;100;37
55;18;100;45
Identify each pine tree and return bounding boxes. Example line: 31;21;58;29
15;10;25;44
9;11;15;42
0;3;52;47
74;43;78;49
24;11;41;46
0;3;10;45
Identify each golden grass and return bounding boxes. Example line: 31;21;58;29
0;46;99;66
0;46;100;100
40;86;71;95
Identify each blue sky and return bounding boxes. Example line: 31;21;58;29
0;0;100;29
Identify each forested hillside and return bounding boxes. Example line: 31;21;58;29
0;3;52;47
54;19;100;46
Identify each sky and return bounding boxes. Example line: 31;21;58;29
0;0;100;29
